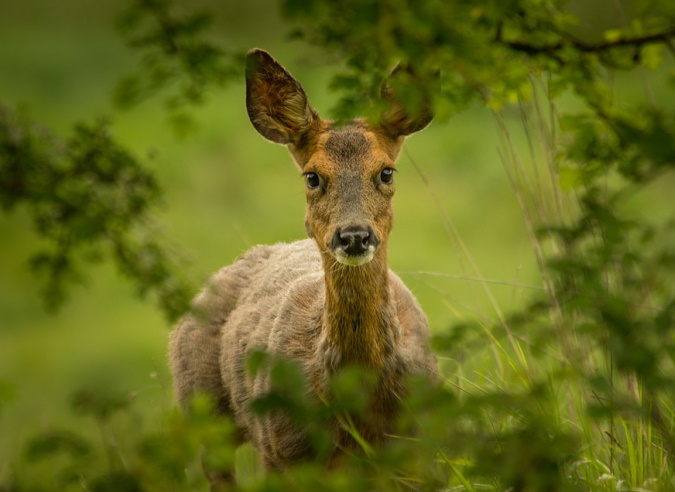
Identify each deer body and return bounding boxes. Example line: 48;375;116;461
169;49;437;477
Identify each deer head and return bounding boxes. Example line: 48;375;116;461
245;49;433;267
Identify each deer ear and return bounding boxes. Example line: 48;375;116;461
245;49;319;145
379;64;436;138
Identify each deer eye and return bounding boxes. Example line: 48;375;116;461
304;172;321;189
380;167;395;184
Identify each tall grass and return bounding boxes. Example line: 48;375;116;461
450;73;675;490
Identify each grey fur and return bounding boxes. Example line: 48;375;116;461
324;128;370;166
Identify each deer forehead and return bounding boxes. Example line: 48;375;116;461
307;126;396;178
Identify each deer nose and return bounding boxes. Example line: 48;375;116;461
331;226;374;256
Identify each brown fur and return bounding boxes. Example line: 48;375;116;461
169;49;437;483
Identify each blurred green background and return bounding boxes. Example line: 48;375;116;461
1;0;671;480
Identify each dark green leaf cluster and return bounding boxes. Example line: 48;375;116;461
282;0;675;118
5;384;236;492
246;364;578;491
4;358;582;491
114;0;244;131
0;106;194;320
560;106;675;187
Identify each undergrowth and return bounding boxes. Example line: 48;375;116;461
4;88;674;491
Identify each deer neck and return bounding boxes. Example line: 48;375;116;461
320;248;396;370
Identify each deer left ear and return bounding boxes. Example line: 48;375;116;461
245;49;320;145
379;64;436;138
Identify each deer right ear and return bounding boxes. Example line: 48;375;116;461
245;49;319;145
379;64;436;138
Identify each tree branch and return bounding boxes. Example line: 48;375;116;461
502;25;675;58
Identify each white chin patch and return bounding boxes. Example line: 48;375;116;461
334;246;376;266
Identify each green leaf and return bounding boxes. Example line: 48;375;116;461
641;44;664;71
91;472;142;492
558;165;585;191
603;29;623;42
25;429;92;461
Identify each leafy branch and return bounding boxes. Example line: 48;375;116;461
0;106;194;321
500;24;675;60
0;1;251;318
114;0;244;131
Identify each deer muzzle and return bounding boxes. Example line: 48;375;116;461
329;225;379;266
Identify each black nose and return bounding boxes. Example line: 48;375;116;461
331;226;373;256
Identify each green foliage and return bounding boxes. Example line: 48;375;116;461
282;0;675;118
273;0;675;489
276;0;675;488
26;429;93;462
6;383;237;491
2;0;675;490
0;106;194;320
114;0;245;133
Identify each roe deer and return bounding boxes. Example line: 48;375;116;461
169;49;438;483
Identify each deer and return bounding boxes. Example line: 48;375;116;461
169;48;438;485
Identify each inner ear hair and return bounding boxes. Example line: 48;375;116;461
245;49;320;145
